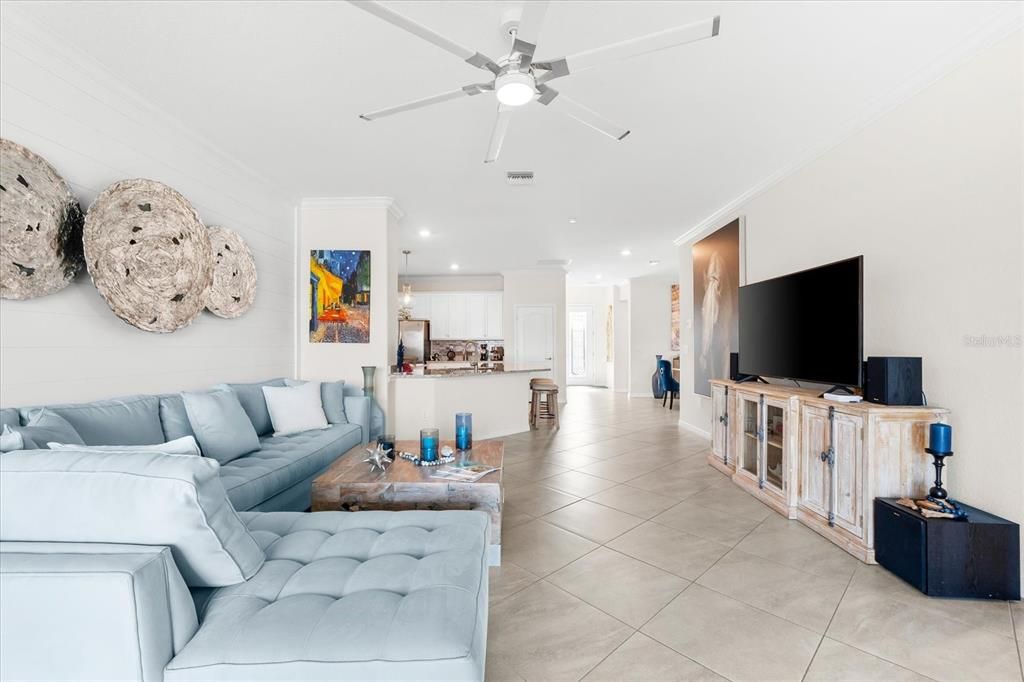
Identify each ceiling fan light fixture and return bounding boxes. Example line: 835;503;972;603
495;72;535;106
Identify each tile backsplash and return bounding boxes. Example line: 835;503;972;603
429;339;504;360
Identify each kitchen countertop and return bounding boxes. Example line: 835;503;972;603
390;364;551;379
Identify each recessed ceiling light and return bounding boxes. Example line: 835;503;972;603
649;260;660;266
621;249;631;256
568;218;577;224
450;263;460;271
595;274;603;280
418;229;431;237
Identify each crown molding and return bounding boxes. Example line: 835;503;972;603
673;7;1023;247
300;197;405;221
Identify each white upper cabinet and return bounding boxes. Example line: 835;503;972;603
447;295;467;339
430;294;450;339
409;294;431;321
405;291;503;340
485;292;503;338
465;294;487;339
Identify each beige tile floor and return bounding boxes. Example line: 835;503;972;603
485;387;1024;682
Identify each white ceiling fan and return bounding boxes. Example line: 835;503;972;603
349;1;720;163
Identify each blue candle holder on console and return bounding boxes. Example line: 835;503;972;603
926;422;954;501
420;428;439;463
455;413;473;452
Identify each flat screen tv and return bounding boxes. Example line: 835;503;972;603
738;256;863;387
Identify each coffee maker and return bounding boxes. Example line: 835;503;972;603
479;343;489;362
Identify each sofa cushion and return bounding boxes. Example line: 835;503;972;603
182;390;260;464
47;435;201;456
0;425;24;452
9;409;85;449
18;395;164;446
159;394;195;441
164;510;488;682
0;408;19;429
218;424;359;512
0;448;265;587
215;379;286;437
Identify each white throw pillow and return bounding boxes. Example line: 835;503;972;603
46;435;201;456
262;381;329;436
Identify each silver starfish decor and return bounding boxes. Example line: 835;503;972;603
363;443;393;473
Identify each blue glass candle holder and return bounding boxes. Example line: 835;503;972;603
455;413;473;451
420;428;439;463
377;433;395;455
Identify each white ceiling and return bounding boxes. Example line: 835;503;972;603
4;1;1015;282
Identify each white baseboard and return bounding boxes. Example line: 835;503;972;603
628;391;655;399
679;419;711;440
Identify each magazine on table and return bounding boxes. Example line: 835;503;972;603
429;461;500;482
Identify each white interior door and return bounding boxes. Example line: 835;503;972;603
514;305;555;374
567;305;595;385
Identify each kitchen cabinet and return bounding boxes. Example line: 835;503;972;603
485;293;503;338
409;295;431;322
466;294;487;339
405;292;503;340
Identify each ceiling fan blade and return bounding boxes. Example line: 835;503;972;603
512;0;550;67
348;0;501;74
484;105;514;164
538;87;630;141
360;83;491;121
535;15;719;83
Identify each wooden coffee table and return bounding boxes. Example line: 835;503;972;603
312;439;504;565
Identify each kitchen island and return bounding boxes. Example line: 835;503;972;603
386;364;552;440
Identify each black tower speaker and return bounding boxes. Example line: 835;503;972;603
729;352;753;382
863;356;923;406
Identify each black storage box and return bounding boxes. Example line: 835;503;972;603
874;498;1019;600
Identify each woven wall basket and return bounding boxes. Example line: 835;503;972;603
0;138;85;299
84;179;213;333
205;225;257;318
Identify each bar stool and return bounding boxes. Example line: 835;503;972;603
529;379;560;429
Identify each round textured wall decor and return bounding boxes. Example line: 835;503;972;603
84;179;213;333
0;138;85;299
205;225;257;318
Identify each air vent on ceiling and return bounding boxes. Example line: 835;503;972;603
506;170;534;186
536;259;572;268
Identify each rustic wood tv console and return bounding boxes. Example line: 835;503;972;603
709;379;948;563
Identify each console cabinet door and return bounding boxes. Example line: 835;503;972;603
711;385;728;464
831;412;865;537
799;405;865;537
799;405;830;519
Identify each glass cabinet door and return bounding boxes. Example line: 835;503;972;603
764;402;785;491
740;397;760;477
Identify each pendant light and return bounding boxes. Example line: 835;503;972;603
401;250;413;306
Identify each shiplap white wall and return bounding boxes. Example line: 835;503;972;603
0;11;297;406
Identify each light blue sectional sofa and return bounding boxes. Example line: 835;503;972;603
0;378;372;512
0;381;490;681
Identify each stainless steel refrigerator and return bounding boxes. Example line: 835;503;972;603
398;319;431;364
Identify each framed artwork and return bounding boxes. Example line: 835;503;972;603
670;284;680;351
309;249;371;343
692;217;744;396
